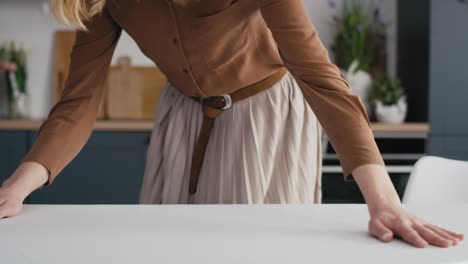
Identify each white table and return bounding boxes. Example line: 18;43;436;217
1;204;467;264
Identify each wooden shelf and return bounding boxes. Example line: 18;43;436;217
371;122;430;138
371;122;429;133
0;119;430;133
0;119;154;131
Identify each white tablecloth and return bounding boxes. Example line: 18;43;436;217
0;204;467;264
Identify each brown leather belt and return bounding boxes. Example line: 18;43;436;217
188;67;288;195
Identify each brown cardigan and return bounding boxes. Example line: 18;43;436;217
22;0;385;186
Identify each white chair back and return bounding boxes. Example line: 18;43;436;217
403;156;468;204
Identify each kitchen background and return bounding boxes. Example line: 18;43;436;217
1;0;467;204
0;0;397;118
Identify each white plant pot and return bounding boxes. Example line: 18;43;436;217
342;60;372;114
374;96;408;124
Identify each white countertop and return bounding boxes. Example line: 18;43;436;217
0;204;467;264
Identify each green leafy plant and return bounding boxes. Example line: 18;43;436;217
4;42;28;95
331;0;388;73
368;76;405;105
1;41;28;118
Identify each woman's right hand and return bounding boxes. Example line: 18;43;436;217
0;162;49;220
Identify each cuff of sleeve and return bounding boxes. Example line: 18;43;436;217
342;156;386;182
21;143;63;188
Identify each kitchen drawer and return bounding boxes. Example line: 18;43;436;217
28;131;151;204
0;131;28;185
322;172;410;204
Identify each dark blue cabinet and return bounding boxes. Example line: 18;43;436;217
428;0;468;159
28;132;151;204
0;131;28;184
429;137;468;160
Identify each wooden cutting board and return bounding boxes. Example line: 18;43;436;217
107;66;167;120
53;30;166;120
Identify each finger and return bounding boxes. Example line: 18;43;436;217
369;219;394;242
425;225;461;245
428;225;465;241
414;225;453;247
0;207;10;219
0;199;7;218
394;223;429;248
0;208;6;220
0;200;19;219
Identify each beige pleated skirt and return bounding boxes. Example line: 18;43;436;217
139;71;323;204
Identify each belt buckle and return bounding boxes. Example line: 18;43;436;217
200;94;232;110
220;94;232;110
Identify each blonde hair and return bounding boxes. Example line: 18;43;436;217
51;0;193;30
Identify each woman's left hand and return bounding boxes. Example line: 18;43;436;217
352;164;464;248
368;204;464;248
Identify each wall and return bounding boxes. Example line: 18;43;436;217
0;0;397;119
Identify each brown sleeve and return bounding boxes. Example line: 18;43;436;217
22;9;122;187
257;0;385;180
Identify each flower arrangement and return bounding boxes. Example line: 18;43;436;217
329;0;388;74
0;41;28;118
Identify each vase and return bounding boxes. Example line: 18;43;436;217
5;69;28;119
8;92;27;119
374;96;408;124
342;60;372;114
0;71;7;117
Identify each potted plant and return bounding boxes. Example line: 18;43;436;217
368;76;407;124
329;0;389;114
0;41;28;119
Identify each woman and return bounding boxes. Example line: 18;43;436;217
0;0;463;248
